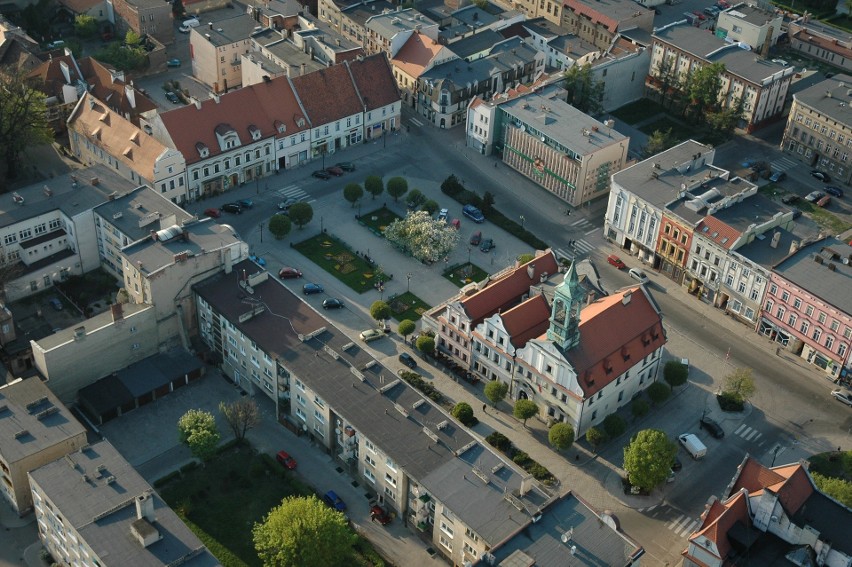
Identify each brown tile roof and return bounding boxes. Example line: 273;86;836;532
348;53;400;111
460;251;560;328
566;286;665;397
291;61;364;127
686;491;750;561
565;0;619;33
391;32;445;79
695;216;741;250
730;457;814;516
58;0;104;13
68;92;169;182
27;54;83;98
791;29;852;59
500;294;552;349
1;36;47;73
78;58;157;119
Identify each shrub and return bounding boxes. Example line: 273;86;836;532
664;360;689;388
528;462;553;481
512;451;532;467
486;431;512;452
717;391;744;412
603;414;627;438
631;398;650;418
647;382;671;404
452;402;476;426
586;426;607;449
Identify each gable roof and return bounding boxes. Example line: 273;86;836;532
694;216;741;250
77;57;157;119
565;0;619;32
500;293;551;349
291;60;364;126
772;237;852;317
686;490;751;561
346;53;400;111
730;457;814;516
27;53;83;98
391;31;445;78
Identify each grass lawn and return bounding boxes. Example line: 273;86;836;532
294;234;380;293
610;98;667;125
762;185;852;234
443;263;490;288
639;116;693;142
387;291;431;321
359;206;402;233
809;450;852;481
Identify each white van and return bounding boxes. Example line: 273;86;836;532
679;433;707;460
179;18;200;32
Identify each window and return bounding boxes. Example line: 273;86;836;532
769;284;778;295
365;439;376;453
463;542;478;558
800;320;810;334
818;312;827;324
365;454;375;467
440;521;454;538
781;291;790;303
813;328;822;341
386;457;397;472
806;305;814;317
830;320;840;332
793;298;802;309
295;408;306;421
384;472;397;487
364;468;375;483
439;535;452;551
313;410;324;423
825;336;835;349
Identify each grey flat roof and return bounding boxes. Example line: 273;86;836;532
341;0;396;27
0;378;86;465
264;0;305;16
793;18;852;41
499;85;627;156
550;35;599;58
423;37;538;87
667;176;761;225
653;24;789;84
721;4;777;27
489;492;644;566
522;17;568;39
573;0;653;23
261;40;326;73
29;441;220;567
365;8;437;38
451;5;500;29
735;225;815;269
772;237;852;313
296;23;362;52
194;14;261;47
792;490;852;557
94;186;192;244
445;29;504;58
712;194;791;231
0;165;140;230
793;74;852;125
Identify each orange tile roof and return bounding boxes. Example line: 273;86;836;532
68;92;169;182
695;216;741;250
459;251;560;327
731;457;814;516
391;31;444;79
347;54;400;111
27;54;82;97
565;0;619;33
291;61;364;128
500;294;552;349
565;287;665;397
687;491;750;561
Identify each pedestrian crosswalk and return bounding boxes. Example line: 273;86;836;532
409;117;425;128
769;156;798;174
733;423;764;445
666;513;701;538
555;217;600;258
274;184;314;204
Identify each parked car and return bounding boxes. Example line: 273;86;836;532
479;238;495;252
607;254;626;269
303;283;324;295
831;389;852;406
628;268;649;284
278;197;299;211
792;208;803;219
769;171;787;182
692;10;706;19
278;267;302;279
399;352;417;368
805;191;825;203
810;170;830;182
462;204;485;223
165;91;181;104
322;298;344;310
275;450;297;470
360;328;384;342
178;24;191;33
203;208;221;218
325;166;344;176
335;162;356;172
450;218;461;230
671;456;683;471
221;203;242;214
699;416;725;438
825;186;844;198
323;491;347;512
370;505;391;525
49;297;63;311
312;170;332;180
469;231;482;245
238;199;253;209
781;194;799;205
437;208;449;222
167;58;181;67
817;195;831;208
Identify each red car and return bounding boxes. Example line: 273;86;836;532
370;505;391;525
817;195;831;208
325;166;344;176
278;267;303;279
607;254;626;269
692;10;706;19
204;208;221;218
276;450;297;470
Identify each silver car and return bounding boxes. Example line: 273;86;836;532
831;389;852;407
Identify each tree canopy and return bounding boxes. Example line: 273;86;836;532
643;128;677;158
663;360;689;389
365;175;384;199
563;64;604;115
0;70;53;185
268;214;291;239
74;15;98;38
548;423;575;451
513;399;539;426
415;334;435;355
397;319;415;339
484;380;508;407
369;300;391;322
623;429;677;492
723;367;756;403
343;183;363;207
383;210;460;263
177;409;220;461
288;202;313;228
219;399;259;443
386;177;408;201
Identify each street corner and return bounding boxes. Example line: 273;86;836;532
603;468;668;511
0;499;35;530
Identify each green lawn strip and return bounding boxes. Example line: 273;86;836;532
793;200;852;234
294;234;379;293
443;263;490;288
359;206;402;233
809;451;852;481
174;514;249;567
387;291;431;322
610;99;667;125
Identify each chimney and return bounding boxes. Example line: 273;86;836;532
59;60;71;84
125;84;136;109
526;263;535;280
622;290;632;305
150;230;158;241
770;231;781;249
301;62;306;75
110;303;123;322
90;177;99;186
789;240;799;255
209;22;213;29
135;492;156;522
193;97;201;110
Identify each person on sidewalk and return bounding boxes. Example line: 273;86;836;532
482;403;487;413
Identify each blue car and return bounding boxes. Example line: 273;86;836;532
238;199;254;209
303;283;324;295
323;490;347;512
462;204;485;223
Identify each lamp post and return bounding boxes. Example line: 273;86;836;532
407;272;412;293
260;222;264;243
467;246;472;265
520;215;526;229
383;129;387;149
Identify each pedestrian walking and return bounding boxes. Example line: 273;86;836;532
482;403;487;413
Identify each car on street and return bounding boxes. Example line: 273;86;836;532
469;231;482;245
825;186;844;198
312;170;331;180
463;204;485;223
165;91;181;104
781;194;799;204
671;456;683;471
810;170;830;182
360;328;384;342
370;505;391;525
275;450;297;470
237;199;253;209
323;490;347;512
805;191;825;203
831;389;852;406
479;238;495;252
769;171;787;182
167;58;181;67
277;197;298;211
49;297;63;311
817;195;831;208
221;203;242;214
278;267;302;279
792;208;803;219
325;166;344;176
303;283;324;295
203;208;221;218
628;268;649;284
699;416;725;438
607;254;626;269
335;162;356;172
178;24;190;33
692;10;706;19
399;352;417;368
438;208;449;222
322;298;344;310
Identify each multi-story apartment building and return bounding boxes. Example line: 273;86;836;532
364;8;439;57
108;0;173;46
648;23;794;132
391;31;457;107
0;165;139;302
523;18;601;70
291;16;364;66
656;210;694;285
715;3;783;51
759;238;852;380
787;18;852;75
29;440;219;567
318;0;394;46
591;32;652;112
68;92;188;204
780;74;852;184
240;29;326;86
502;0;562;25
189;14;259;92
0;378;87;515
561;0;653;52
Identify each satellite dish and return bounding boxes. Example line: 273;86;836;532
561;533;569;543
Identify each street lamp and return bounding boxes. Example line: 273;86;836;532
520;215;526;229
260;222;264;243
467;246;472;265
407;272;412;293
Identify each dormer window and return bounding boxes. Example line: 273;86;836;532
248;125;261;141
196;142;209;159
274;120;286;134
214;123;240;151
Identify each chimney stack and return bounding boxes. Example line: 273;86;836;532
110;303;123;322
770;231;781;249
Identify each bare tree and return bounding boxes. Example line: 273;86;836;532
219;398;260;443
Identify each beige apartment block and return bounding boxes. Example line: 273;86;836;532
190;14;259;92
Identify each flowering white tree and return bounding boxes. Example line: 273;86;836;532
384;210;460;263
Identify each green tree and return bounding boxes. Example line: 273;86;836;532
288;202;313;228
687;62;725;117
586;426;606;450
723;367;756;403
0;70;53;184
415;334;435;356
422;199;439;215
253;496;356;566
177;409;220;461
563;63;605;115
548;423;575;451
398;319;415;341
480;191;495;215
406;188;424;209
664;360;689;390
623;429;677;492
706;97;743;135
452;402;475;426
647;382;671;404
603;414;627;438
218;398;259;444
631;398;650;418
365;175;384;199
383;210;460;263
125;29;141;47
386;176;408;201
811;472;852;508
94;41;147;71
343;183;363;207
517;253;535;264
268;214;292;240
513;399;539;426
74;15;98;38
370;300;391;322
484;380;508;407
643;128;677;158
651;56;679;109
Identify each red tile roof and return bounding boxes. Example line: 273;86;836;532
730;457;814;516
391;32;445;79
27;54;82;97
686;491;750;561
695;216;741;250
565;0;619;33
347;53;400;111
291;60;364;128
500;294;552;349
565;287;665;397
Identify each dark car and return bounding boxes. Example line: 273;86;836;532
399;352;417;369
769;171;787;183
303;283;324;295
165;91;181;104
671;456;683;471
322;298;344;310
49;297;63;311
325;166;344;176
203;208;221;218
825;186;844;198
275;450;297;470
781;194;799;205
792;208;803;219
312;170;332;180
335;162;356;172
811;170;831;182
323;490;347;512
278;267;302;279
469;231;482;245
699;416;725;439
221;203;242;214
238;199;254;209
278;197;299;211
462;204;485;223
370;505;391;525
480;238;495;252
